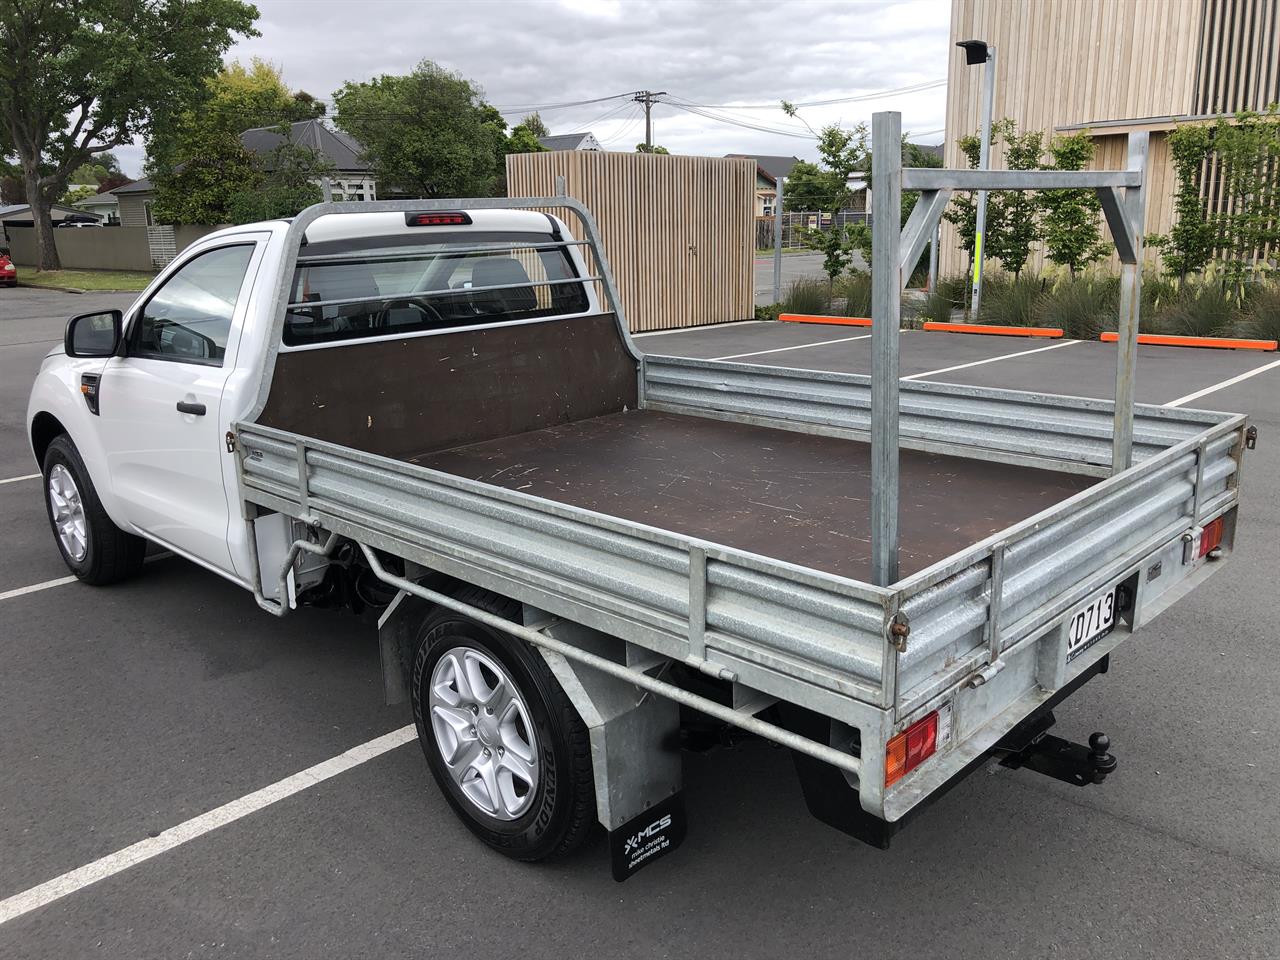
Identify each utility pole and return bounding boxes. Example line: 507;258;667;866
633;90;668;149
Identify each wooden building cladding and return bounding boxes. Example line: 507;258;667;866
506;150;756;332
940;0;1280;276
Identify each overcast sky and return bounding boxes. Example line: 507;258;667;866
117;0;951;178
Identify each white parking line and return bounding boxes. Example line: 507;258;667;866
0;575;78;602
1163;356;1280;408
712;333;873;361
0;724;418;926
633;319;769;338
901;339;1081;381
0;553;175;603
0;473;40;485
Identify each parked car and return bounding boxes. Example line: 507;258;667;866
0;247;16;286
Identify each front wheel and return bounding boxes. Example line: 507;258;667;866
42;434;146;584
410;588;596;861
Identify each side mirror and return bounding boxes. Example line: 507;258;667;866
65;310;122;358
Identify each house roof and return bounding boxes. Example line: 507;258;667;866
537;132;598;151
724;154;802;180
906;142;944;161
110;177;155;195
0;202;91;217
240;119;369;172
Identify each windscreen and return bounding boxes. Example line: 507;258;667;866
283;230;590;347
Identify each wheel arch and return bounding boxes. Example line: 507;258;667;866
30;410;68;467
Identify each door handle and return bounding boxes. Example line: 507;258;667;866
176;400;207;416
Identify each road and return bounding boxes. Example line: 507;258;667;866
2;287;1278;958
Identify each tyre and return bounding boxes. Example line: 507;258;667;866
42;434;146;585
410;587;595;861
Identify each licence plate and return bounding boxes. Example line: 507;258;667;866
1066;586;1117;662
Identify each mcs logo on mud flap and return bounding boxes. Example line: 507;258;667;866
623;814;672;855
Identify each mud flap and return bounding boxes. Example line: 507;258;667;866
608;792;687;882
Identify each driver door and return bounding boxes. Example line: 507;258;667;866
98;239;265;576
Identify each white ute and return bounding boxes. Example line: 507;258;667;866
27;188;1252;880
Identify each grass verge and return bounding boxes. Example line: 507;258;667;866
18;268;155;291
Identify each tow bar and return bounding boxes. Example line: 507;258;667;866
997;711;1118;786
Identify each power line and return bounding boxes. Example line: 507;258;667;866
671;78;947;110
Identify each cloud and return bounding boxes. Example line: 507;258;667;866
118;0;949;177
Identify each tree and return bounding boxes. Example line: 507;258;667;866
150;128;262;226
226;137;331;223
334;61;507;198
504;120;548;156
69;151;122;186
793;122;871;281
1147;123;1214;285
60;184;98;205
150;60;329;225
521;112;549;138
985;120;1043;276
1039;131;1107;277
636;143;669;154
0;0;259;269
943;133;983;265
782;159;838;211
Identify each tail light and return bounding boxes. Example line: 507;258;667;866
404;211;471;227
886;710;939;787
1198;516;1224;558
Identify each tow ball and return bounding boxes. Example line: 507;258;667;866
997;712;1118;786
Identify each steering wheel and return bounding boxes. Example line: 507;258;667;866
372;297;445;329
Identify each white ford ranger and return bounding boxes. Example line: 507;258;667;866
26;198;1250;880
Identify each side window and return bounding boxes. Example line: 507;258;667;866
129;245;254;366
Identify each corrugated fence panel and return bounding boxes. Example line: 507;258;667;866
506;150;755;332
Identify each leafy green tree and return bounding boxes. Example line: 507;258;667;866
781;159;838;211
60;184;98;205
505;121;548;156
1147;123;1214;285
226;137;331;223
151;60;329;224
1039;131;1107;277
1205;108;1280;294
69;151;123;186
943;133;982;265
334;61;507;198
0;0;259;269
779;119;870;281
636;143;670;154
521;112;549;138
151;128;262;225
985;120;1043;276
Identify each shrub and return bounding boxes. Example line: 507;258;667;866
755;302;782;322
834;271;873;318
977;274;1043;326
1155;284;1239;337
781;276;831;316
915;274;968;323
1237;281;1280;341
1034;278;1117;340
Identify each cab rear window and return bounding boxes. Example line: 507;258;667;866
283;231;589;347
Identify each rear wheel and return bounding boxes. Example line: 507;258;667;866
42;435;146;585
410;588;595;861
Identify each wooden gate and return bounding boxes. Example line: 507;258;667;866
505;151;756;333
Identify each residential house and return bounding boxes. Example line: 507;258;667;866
110;178;158;227
943;0;1280;274
0;203;101;239
537;132;602;152
240;118;376;201
724;154;801;216
73;190;120;224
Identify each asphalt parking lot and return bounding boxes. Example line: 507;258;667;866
2;287;1279;958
